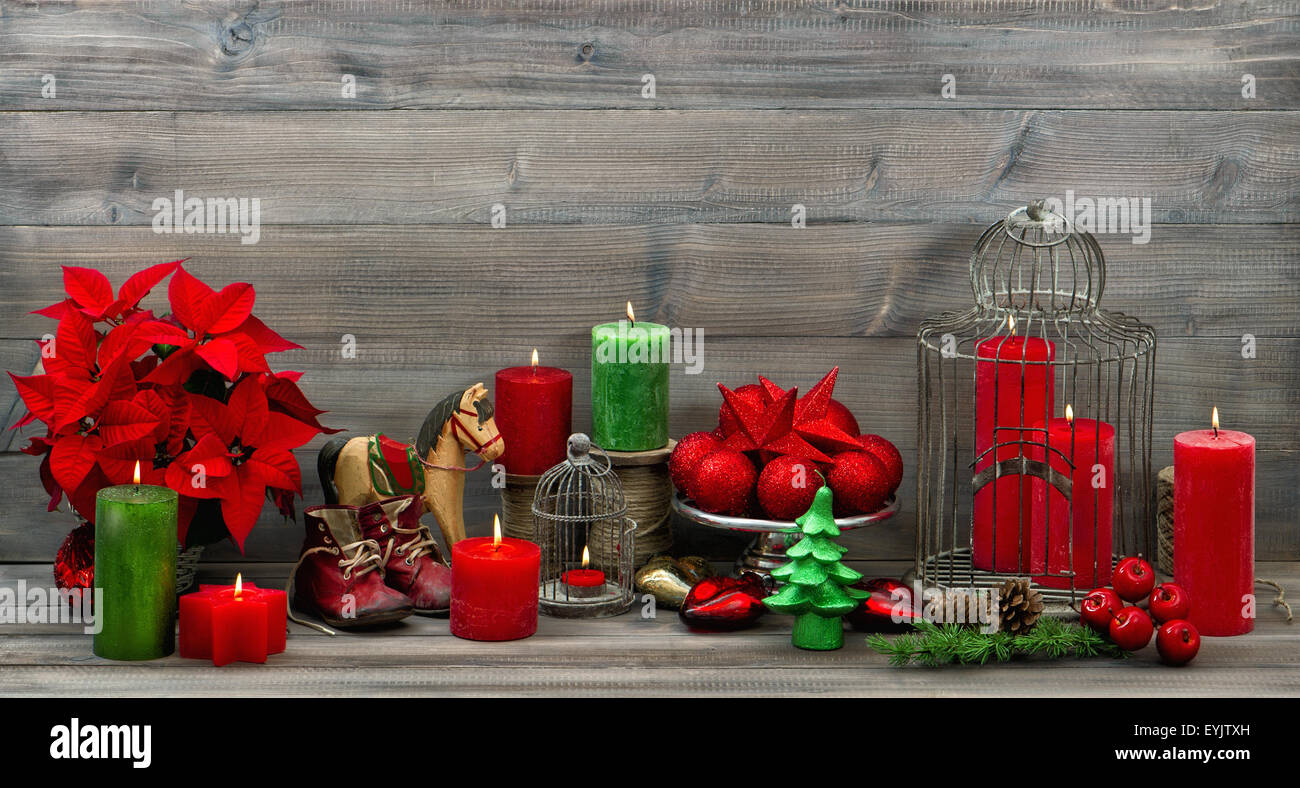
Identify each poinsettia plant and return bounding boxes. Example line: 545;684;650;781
8;262;338;551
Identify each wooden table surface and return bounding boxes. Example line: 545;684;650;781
1;560;1297;698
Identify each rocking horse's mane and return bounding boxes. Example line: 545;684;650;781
415;385;478;459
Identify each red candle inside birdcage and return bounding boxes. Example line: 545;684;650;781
1035;406;1115;589
973;318;1054;574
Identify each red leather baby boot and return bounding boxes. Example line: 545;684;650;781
290;504;413;631
360;496;453;616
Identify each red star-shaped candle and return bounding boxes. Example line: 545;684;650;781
179;576;286;666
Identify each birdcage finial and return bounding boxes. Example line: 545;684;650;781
567;433;593;464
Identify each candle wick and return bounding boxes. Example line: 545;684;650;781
1213;426;1218;439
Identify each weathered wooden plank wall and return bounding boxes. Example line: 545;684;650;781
0;1;1296;564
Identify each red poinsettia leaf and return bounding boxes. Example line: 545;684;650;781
188;392;240;445
68;465;114;524
95;436;159;478
226;376;269;444
167;266;216;334
97;400;161;447
166;433;235;500
49;434;102;493
51;377;93;432
136;320;192;346
225;331;270;374
235;315;301;354
275;370;303;383
260;412;321;453
247;448;301;492
195;337;239;380
38;452;62;512
220;466;271;552
11;411;38;430
95;320;138;368
203;282;256;336
19;434;53;455
53;309;98;376
263;375;341;434
111;260;182;316
146;387;190;456
32;299;72;321
62;266;114;317
8;373;57;424
140;346;200;386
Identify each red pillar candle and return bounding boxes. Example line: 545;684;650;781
178;576;287;666
973;325;1054;573
450;515;541;641
1174;409;1255;636
1035;409;1114;589
495;350;574;475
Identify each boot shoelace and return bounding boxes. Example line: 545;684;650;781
285;538;384;636
383;523;442;567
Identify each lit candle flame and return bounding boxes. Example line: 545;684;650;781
493;513;502;547
626;301;636;326
234;572;243;598
1065;404;1074;424
581;545;591;570
132;460;141;485
1212;406;1219;437
531;348;539;369
1008;314;1016;335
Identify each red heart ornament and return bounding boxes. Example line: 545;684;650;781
679;574;770;631
845;578;917;632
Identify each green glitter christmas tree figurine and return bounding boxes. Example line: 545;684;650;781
763;484;869;650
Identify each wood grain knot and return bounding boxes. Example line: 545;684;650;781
221;21;256;56
578;43;595;62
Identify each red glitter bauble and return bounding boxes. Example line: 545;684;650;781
825;399;860;437
858;433;904;493
827;451;892;516
690;449;758;516
53;522;95;592
669;431;724;497
757;456;825;520
717;383;768;437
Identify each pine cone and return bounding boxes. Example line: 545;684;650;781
998;578;1045;633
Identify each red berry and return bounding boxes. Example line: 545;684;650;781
689;449;757;517
1148;583;1191;624
1080;587;1123;632
1108;606;1154;651
718;384;767;437
1113;556;1156;602
756;456;825;520
857;434;903;494
669;431;723;498
827;450;891;516
1156;619;1201;666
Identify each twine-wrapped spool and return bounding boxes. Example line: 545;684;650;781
501;473;543;541
588;440;675;569
1156;465;1175;575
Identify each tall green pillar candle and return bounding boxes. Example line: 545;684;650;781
592;315;670;451
93;481;178;660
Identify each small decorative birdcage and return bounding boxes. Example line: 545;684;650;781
532;433;636;618
916;201;1156;606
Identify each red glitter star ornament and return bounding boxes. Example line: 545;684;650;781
717;385;832;464
758;368;862;455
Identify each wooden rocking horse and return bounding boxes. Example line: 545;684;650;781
317;382;504;548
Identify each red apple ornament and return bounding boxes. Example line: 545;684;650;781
756;455;824;520
1108;606;1154;650
1080;587;1123;632
1156;619;1201;666
1113;556;1156;602
669;431;723;497
1148;583;1191;624
689;449;757;516
825;399;860;437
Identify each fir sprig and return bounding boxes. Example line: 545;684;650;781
866;617;1129;666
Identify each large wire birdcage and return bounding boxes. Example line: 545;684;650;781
532;433;636;618
916;201;1156;605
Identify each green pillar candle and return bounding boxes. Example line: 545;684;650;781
592;316;670;451
93;482;178;660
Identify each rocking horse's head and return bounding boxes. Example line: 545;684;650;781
415;382;503;463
